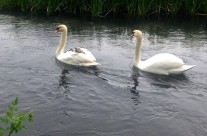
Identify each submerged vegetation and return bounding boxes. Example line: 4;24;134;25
0;0;207;16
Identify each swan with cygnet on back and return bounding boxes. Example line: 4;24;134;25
131;30;196;75
54;24;100;66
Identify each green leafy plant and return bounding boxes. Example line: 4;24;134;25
0;97;33;136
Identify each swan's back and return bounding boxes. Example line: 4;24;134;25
139;53;194;75
56;49;98;66
143;53;184;69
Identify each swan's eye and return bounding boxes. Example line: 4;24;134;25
53;26;61;32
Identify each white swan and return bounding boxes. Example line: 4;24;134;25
132;30;196;75
54;24;99;66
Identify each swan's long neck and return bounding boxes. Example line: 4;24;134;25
56;30;67;56
133;35;142;66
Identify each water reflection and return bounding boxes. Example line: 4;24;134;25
55;58;108;82
149;73;189;89
130;67;141;105
140;72;179;89
129;66;190;104
58;69;71;94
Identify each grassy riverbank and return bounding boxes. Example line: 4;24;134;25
0;0;207;16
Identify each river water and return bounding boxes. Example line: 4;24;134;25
0;12;207;136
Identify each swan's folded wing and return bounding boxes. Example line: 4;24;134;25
79;48;96;61
72;53;96;63
143;53;185;70
59;51;96;65
77;47;88;53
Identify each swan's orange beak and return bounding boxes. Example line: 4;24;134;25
130;32;135;37
53;27;60;33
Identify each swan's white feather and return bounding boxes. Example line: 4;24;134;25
56;48;99;66
132;30;196;75
138;53;195;75
55;25;99;66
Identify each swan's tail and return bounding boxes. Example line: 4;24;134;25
168;64;196;75
182;65;196;72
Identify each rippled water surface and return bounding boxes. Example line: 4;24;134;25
0;12;207;136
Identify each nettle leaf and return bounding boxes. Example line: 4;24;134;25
0;127;3;136
0;117;4;122
21;125;27;130
14;127;19;133
0;127;3;131
12;97;19;105
28;112;33;122
0;97;33;136
19;113;26;119
6;111;13;118
0;131;2;135
8;105;14;111
13;107;18;112
0;117;9;124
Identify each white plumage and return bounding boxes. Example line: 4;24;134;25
54;25;99;66
132;30;196;75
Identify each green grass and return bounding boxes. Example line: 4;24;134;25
0;0;207;16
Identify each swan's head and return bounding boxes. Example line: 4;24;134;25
54;24;67;33
132;30;142;38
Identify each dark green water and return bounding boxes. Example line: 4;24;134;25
0;12;207;136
